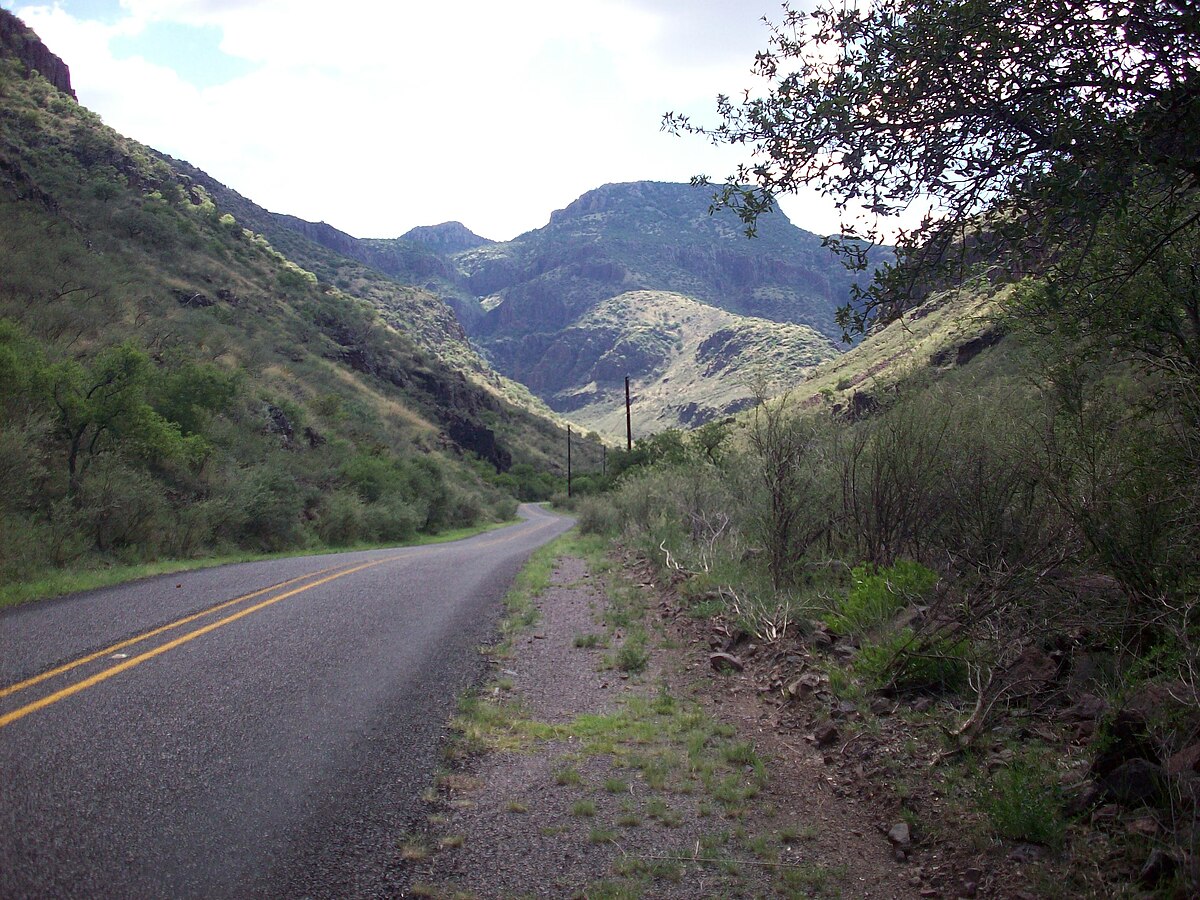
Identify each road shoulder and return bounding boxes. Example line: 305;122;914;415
399;533;903;898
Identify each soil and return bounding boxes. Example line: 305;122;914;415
399;552;913;898
395;547;1151;899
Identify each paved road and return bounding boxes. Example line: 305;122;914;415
0;504;573;898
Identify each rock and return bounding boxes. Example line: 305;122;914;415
1062;780;1104;818
1138;849;1180;886
913;697;935;713
1167;742;1200;776
887;822;912;848
1125;815;1159;838
709;652;744;672
960;867;983;898
1008;843;1043;864
1100;758;1166;807
815;723;840;748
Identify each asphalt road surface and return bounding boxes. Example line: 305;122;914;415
0;503;573;898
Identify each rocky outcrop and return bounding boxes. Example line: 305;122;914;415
272;214;360;257
0;10;75;98
401;221;493;254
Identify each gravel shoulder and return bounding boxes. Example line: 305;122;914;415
400;537;909;899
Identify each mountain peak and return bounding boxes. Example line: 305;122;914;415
400;221;493;254
0;10;75;99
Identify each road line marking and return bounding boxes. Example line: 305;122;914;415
0;556;400;730
0;562;357;701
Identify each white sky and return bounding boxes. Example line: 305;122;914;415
4;0;856;241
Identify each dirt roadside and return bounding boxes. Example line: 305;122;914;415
396;537;921;899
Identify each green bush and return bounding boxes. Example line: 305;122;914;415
576;496;620;535
313;489;367;547
978;757;1066;850
362;494;422;543
854;627;969;692
826;559;938;636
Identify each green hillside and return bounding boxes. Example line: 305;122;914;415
0;13;586;596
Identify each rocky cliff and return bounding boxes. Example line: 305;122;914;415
0;9;75;98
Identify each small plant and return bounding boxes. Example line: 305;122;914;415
615;638;649;674
978;757;1066;850
571;799;597;817
573;632;602;648
826;559;938;637
554;766;582;786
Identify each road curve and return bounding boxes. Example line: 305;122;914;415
0;503;573;898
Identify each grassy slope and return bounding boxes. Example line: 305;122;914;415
555;290;839;434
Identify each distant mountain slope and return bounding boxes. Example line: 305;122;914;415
0;11;592;584
445;181;875;431
527;290;839;434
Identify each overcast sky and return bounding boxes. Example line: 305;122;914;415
4;0;852;241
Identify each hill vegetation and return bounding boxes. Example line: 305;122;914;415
0;13;592;600
570;0;1200;893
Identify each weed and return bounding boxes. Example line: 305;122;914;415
554;766;583;787
978;757;1066;850
573;633;603;648
604;777;627;794
572;799;597;817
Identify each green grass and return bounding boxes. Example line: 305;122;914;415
0;518;515;611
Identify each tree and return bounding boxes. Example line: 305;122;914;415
664;0;1200;334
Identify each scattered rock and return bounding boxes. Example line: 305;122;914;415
1063;693;1108;722
1100;757;1166;807
1167;742;1200;776
815;723;840;748
1138;848;1180;887
1008;843;1043;864
887;822;912;849
709;652;744;672
869;697;894;716
913;697;935;713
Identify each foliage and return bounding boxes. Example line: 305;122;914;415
665;0;1200;334
825;559;938;637
0;58;554;591
978;757;1067;850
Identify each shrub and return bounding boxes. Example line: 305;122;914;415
362;495;423;544
576;496;620;535
978;757;1066;850
826;559;938;637
854;627;970;692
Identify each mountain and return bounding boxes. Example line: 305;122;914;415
0;11;589;587
273;181;878;433
450;181;877;431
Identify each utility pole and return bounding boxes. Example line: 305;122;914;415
567;425;573;498
625;376;632;451
602;444;607;478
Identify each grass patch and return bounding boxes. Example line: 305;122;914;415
0;519;514;611
572;799;597;817
573;632;604;648
554;766;583;786
978;756;1067;850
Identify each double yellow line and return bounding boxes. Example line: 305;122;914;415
0;556;399;730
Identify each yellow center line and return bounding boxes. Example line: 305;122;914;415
0;562;362;702
0;555;400;730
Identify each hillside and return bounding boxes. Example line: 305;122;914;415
0;11;588;590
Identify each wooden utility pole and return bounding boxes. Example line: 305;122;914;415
625;376;632;451
567;425;573;498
